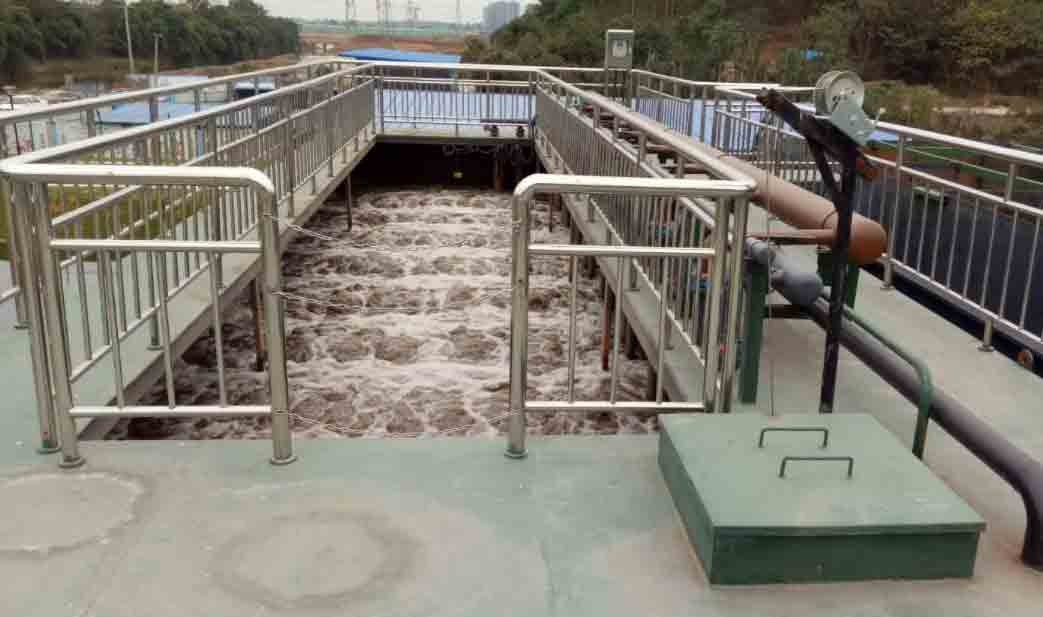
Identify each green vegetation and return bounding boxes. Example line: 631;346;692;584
466;0;1043;95
0;0;299;82
464;1;1043;143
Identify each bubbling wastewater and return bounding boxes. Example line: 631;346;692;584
108;189;655;441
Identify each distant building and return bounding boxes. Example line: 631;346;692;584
482;1;520;34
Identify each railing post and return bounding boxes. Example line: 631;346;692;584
2;178;28;329
883;135;905;290
10;181;60;453
28;182;83;468
261;192;296;465
283;96;296;215
700;85;709;143
506;190;530;459
703;195;732;411
377;74;385;135
719;197;750;413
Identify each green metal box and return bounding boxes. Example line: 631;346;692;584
658;413;984;585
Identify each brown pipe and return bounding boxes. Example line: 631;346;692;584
686;142;888;266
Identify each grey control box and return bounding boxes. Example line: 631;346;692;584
604;30;634;70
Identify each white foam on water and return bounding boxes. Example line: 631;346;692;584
109;189;655;440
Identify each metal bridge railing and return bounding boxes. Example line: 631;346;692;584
628;70;782;143
532;73;756;407
507;175;753;458
2;164;293;468
0;59;344;158
712;86;1043;356
1;64;376;325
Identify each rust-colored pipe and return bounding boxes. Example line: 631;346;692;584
687;142;887;265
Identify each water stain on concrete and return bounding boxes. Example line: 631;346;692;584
212;510;420;611
0;471;145;557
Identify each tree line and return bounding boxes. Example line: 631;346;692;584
0;0;299;80
465;0;1043;96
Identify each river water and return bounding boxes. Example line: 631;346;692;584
109;188;655;440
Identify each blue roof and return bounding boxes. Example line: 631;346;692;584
96;102;216;126
338;48;461;64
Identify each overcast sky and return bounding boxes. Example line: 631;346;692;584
254;1;536;23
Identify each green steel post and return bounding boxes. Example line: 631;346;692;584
739;261;769;403
842;306;934;458
845;263;860;308
817;249;861;308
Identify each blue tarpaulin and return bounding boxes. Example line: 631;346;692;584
338;48;461;64
96;102;217;126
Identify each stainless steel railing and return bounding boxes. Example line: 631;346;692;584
1;64;376;321
0;59;343;157
1;163;294;468
628;70;780;143
712;85;1043;355
506;175;753;458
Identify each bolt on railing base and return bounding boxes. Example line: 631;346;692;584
504;448;528;460
14;322;29;330
269;454;298;466
59;455;86;469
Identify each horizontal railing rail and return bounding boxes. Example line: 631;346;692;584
1;64;377;325
507;174;753;459
0;59;345;158
1;163;294;468
710;85;1043;355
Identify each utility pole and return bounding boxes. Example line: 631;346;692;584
153;34;161;76
123;0;135;75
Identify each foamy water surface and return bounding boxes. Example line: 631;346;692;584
110;189;654;440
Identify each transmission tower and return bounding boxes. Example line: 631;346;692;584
405;0;420;30
455;0;462;32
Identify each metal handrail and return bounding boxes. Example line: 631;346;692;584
710;85;1043;354
0;58;342;127
536;72;758;187
3;164;294;468
715;86;1043;170
506;174;753;458
2;64;373;167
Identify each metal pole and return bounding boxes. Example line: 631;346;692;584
261;193;295;465
819;151;858;414
703;196;731;409
506;191;530;459
30;183;83;468
883;135;904;289
719;197;750;413
153;34;161;77
123;1;135;75
10;182;60;452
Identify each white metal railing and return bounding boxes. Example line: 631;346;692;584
506;175;753;458
1;164;293;468
629;70;780;143
711;86;1043;355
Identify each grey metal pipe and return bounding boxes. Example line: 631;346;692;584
10;182;60;453
30;183;83;468
262;193;296;466
747;239;824;307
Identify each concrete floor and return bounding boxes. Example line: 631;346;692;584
1;434;1041;617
